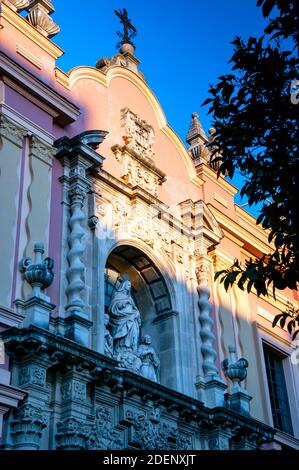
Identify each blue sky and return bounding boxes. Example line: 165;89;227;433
51;0;269;211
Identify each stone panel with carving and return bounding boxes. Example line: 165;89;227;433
121;108;155;161
112;145;164;198
126;408;192;450
86;406;123;450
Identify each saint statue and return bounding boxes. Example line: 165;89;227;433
138;335;160;383
108;278;141;356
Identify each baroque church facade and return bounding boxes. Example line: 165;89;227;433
0;1;298;450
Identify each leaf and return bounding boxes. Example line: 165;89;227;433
214;270;227;281
272;313;284;328
202;97;213;107
287;319;295;334
279;316;287;329
292;329;299;340
261;0;275;18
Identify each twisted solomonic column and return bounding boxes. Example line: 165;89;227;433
54;131;107;345
196;258;218;378
66;186;86;314
195;255;226;408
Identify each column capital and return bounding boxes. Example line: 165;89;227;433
0;114;27;147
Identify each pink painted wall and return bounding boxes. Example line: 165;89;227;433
1;11;57;88
6;85;53;133
67;75;203;206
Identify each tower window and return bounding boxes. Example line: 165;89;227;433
263;344;293;435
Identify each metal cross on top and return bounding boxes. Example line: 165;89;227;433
115;8;137;49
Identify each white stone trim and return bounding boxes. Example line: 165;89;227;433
16;44;42;70
213;192;229;208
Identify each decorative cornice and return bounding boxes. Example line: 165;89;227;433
213;192;229;208
0;52;80;126
54;67;70;89
16;44;42;69
3;1;30;12
0;383;27;408
1;3;63;59
235;205;271;240
208;204;271;254
0;304;25;327
0;324;276;445
222;228;245;248
256;322;292;348
196;163;238;196
2;76;59;119
55;130;107;171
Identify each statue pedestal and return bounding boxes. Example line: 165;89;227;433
225;388;252;415
64;313;93;347
15;296;55;330
196;375;227;408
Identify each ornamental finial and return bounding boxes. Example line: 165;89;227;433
25;1;60;38
222;345;248;392
114;8;137;51
19;241;54;300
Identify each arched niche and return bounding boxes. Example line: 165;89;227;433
104;244;178;389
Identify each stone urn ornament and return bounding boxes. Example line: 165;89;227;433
19;241;54;301
222;345;248;393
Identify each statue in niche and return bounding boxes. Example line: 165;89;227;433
108;277;141;356
104;314;113;358
138;335;160;383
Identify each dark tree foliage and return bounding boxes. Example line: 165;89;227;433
203;0;299;337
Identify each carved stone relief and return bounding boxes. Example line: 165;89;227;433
19;365;46;387
121;107;155;161
30;137;55;167
106;276;160;382
0;114;27;146
60;379;87;402
86;406;122;450
111;108;166;197
11;403;48;449
112;145;163;198
126;408;191;450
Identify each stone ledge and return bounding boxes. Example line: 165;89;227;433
0;324;275;448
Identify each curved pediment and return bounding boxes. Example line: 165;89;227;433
65;65;203;206
194;200;223;246
202;202;223;240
